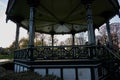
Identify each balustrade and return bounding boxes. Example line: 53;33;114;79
14;45;118;61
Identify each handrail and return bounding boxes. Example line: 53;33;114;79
14;45;96;60
14;45;120;61
103;46;120;60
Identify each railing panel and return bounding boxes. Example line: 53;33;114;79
14;45;119;60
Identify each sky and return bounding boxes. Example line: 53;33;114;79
0;0;120;48
0;0;27;48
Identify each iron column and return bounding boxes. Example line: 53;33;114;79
28;6;35;47
72;33;75;45
106;20;113;47
51;34;54;47
86;3;96;45
15;23;20;49
28;0;36;62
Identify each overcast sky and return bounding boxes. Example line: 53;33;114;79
0;0;120;48
0;0;28;48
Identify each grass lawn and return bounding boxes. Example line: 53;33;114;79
0;54;14;59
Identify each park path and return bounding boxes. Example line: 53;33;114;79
0;59;11;63
0;59;12;64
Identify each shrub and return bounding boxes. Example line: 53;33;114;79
0;71;42;80
0;67;6;78
0;67;63;80
43;75;63;80
0;53;14;59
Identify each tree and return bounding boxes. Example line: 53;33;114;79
54;36;58;46
78;32;86;45
64;33;86;45
60;41;65;46
19;37;29;48
65;37;72;45
98;22;120;48
76;37;85;45
34;32;46;46
9;41;16;51
0;47;8;55
47;35;58;46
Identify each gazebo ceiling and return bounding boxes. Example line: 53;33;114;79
6;0;119;34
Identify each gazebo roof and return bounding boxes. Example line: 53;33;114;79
6;0;119;34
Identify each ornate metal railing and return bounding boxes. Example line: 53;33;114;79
33;45;91;60
102;46;120;60
14;45;120;61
